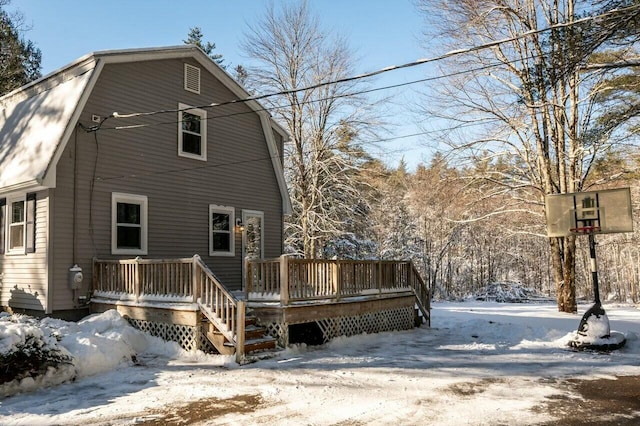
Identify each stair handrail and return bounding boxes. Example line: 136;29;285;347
193;255;245;361
408;261;431;326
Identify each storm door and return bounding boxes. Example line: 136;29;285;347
241;210;264;290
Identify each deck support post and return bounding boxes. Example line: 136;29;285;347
280;255;289;306
334;261;341;301
235;300;246;363
244;257;251;295
134;256;141;303
378;261;382;296
192;255;200;303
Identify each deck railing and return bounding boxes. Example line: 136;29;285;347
193;255;244;352
92;257;196;302
246;256;430;324
92;255;245;361
93;255;431;353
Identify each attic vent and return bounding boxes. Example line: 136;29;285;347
184;63;201;94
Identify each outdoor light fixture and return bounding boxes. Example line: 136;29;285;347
235;218;245;232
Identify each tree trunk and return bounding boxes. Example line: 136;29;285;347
550;237;567;312
561;235;577;313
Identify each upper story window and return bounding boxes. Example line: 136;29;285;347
178;103;207;161
209;204;234;256
112;192;148;255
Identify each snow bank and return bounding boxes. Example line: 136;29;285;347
0;309;206;398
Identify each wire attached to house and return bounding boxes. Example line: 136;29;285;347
76;2;640;134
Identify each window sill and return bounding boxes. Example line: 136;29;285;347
112;249;148;256
209;252;235;257
178;152;207;162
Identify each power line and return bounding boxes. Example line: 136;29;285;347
85;4;640;181
93;120;503;184
98;53;538;133
91;2;638;130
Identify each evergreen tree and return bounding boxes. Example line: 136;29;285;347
0;1;41;95
233;64;248;86
184;26;225;69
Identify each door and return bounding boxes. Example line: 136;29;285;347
242;210;264;290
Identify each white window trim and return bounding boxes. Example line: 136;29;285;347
111;192;148;255
178;102;207;161
6;196;25;255
209;204;235;257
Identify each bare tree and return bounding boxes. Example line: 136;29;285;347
241;2;381;258
417;0;640;312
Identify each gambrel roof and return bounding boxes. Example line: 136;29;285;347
0;45;292;213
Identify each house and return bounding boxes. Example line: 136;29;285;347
0;45;290;318
0;45;429;361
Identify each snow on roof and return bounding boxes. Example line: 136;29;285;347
0;66;95;192
0;45;291;214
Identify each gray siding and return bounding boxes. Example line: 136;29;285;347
0;192;49;312
50;58;284;305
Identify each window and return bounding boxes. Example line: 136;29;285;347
2;194;36;255
209;205;234;256
178;103;207;161
112;193;148;255
8;200;25;252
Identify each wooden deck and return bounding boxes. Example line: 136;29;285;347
91;255;430;361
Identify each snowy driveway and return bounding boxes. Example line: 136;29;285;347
2;302;640;425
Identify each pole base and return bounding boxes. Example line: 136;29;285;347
568;331;626;351
577;302;609;337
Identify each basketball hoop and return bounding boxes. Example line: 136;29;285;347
545;188;633;351
569;226;601;235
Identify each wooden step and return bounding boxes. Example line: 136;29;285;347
202;314;277;356
245;324;267;340
244;336;277;353
225;336;277;353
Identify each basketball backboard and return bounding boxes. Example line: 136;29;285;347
545;187;633;237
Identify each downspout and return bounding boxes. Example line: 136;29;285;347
72;126;79;307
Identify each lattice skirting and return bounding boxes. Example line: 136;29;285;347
126;318;215;353
263;322;289;347
261;305;415;346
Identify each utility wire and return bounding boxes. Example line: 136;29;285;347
85;4;640;182
87;2;639;131
94;119;502;183
99;52;541;133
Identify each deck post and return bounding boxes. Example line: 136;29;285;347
244;257;251;295
378;260;382;296
192;255;199;303
334;260;341;301
280;255;289;306
134;257;141;303
92;258;98;294
235;300;246;363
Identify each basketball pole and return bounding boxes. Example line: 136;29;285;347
588;233;601;306
577;229;608;338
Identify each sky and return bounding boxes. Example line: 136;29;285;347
7;0;435;170
2;297;640;424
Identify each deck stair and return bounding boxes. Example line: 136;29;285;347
202;312;277;355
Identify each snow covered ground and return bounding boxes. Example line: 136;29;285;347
1;301;640;425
